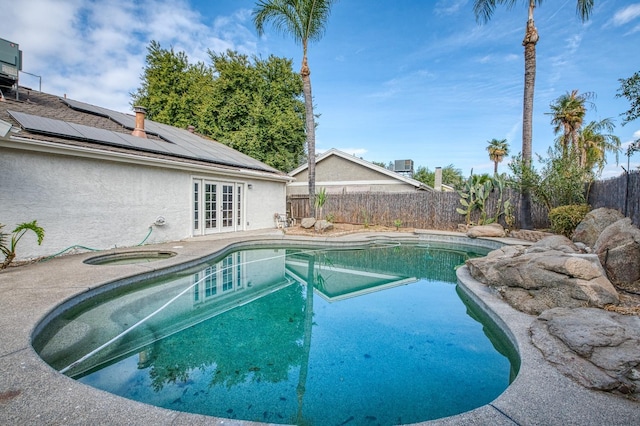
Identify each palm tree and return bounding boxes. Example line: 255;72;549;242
254;0;337;215
486;138;509;175
473;0;594;229
578;118;621;172
548;90;593;160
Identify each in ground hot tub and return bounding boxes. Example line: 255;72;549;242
83;250;177;265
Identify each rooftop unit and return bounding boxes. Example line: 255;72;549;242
0;38;22;89
394;159;414;176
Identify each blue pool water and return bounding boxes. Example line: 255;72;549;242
34;242;519;425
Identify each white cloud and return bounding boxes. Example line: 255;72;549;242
434;0;469;16
4;0;258;112
610;3;640;26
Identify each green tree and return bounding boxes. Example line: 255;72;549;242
131;40;210;126
413;164;464;189
616;70;640;125
486;138;509;175
131;42;306;172
204;50;306;172
474;0;594;229
509;149;588;213
254;0;338;212
547;90;593;160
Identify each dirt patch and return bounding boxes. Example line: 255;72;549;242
282;223;416;237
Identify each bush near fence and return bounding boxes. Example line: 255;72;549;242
287;170;639;231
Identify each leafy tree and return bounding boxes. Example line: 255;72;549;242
536;148;589;210
473;0;595;229
413;166;432;186
509;149;588;213
371;160;387;168
486;138;509;175
254;0;338;211
204;50;306;172
131;42;306;172
131;40;210;127
413;164;464;189
616;70;640;125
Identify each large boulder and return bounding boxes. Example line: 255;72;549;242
466;223;505;238
466;236;619;315
594;218;640;290
530;307;640;400
314;220;334;232
300;218;316;229
573;208;625;248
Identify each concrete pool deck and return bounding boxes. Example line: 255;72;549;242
0;229;638;425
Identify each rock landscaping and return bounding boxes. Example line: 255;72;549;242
466;208;640;401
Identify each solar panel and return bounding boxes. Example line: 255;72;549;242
68;122;135;148
8;111;84;138
58;98;280;173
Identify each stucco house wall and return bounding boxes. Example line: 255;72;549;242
0;146;285;260
288;149;431;195
1;89;289;262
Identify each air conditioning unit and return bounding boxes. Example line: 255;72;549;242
0;38;22;88
394;159;414;173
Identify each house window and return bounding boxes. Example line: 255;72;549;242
222;184;233;228
237;185;242;227
193;181;199;230
193;179;244;235
205;183;217;230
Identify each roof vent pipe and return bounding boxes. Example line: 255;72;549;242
132;106;147;138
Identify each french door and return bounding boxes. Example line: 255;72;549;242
193;179;243;235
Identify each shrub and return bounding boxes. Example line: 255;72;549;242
548;205;590;237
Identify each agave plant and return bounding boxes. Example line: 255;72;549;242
1;220;45;269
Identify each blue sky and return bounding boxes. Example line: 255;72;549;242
4;0;640;177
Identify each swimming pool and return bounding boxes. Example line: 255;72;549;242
33;241;519;425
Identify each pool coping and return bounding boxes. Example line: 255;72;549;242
1;229;638;425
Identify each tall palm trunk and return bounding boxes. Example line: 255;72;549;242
520;1;538;230
301;43;316;215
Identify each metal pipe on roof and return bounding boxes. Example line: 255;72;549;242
131;106;147;138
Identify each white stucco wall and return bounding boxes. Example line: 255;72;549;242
0;145;286;261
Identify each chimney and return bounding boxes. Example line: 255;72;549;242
434;167;442;191
131;106;147;138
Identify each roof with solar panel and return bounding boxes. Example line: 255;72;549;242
0;87;285;177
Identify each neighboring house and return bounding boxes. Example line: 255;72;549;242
287;148;432;195
0;87;291;261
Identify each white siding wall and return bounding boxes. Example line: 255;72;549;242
0;148;286;261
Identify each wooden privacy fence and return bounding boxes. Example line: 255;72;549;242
288;171;640;231
288;188;549;231
588;170;640;227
